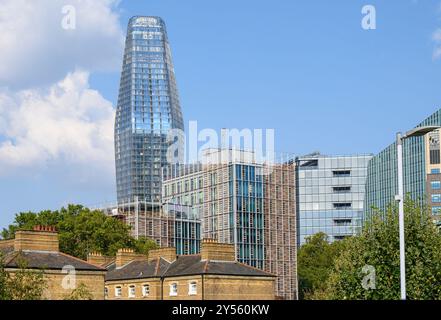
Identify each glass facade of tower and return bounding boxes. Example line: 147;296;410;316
364;109;441;221
296;154;372;246
232;164;265;269
163;203;201;255
115;16;184;204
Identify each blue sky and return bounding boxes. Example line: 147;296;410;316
1;0;441;229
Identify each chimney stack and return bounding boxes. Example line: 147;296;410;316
14;225;59;252
201;238;236;262
115;248;146;268
147;247;177;263
87;252;114;267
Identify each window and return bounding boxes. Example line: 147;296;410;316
432;194;441;203
332;170;351;177
333;203;352;209
432;181;441;190
334;219;352;226
188;281;197;295
104;287;109;298
432;169;441;174
142;284;150;297
333;186;351;193
115;286;122;297
128;285;136;298
430;150;441;165
210;173;217;184
432;206;441;215
169;283;178;296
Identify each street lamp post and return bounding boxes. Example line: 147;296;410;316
395;126;440;301
395;133;406;300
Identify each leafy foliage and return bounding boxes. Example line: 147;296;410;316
0;256;47;300
133;236;160;255
297;232;345;299
63;283;94;300
0;254;9;300
2;204;158;259
320;198;441;300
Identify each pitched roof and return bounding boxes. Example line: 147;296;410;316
164;255;275;278
3;251;106;272
105;258;170;281
105;255;275;281
0;245;14;256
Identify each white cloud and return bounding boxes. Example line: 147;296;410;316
433;29;441;59
0;70;115;177
0;0;122;183
0;0;124;89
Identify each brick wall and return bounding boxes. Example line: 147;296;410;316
6;269;106;300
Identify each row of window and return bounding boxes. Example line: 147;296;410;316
108;284;150;298
107;281;198;298
165;177;204;196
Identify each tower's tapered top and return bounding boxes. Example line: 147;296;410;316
115;15;184;204
128;16;166;27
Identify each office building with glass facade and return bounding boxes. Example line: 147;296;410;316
364;109;441;225
296;153;372;246
115;16;184;204
162;149;298;300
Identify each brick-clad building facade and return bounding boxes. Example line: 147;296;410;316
0;226;106;300
104;239;276;300
162;150;298;299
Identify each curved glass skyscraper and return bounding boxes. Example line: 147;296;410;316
115;16;184;204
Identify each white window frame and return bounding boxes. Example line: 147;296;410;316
169;283;178;296
115;286;122;297
128;285;136;298
188;281;197;296
142;284;150;297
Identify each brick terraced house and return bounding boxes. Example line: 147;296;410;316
0;226;106;300
104;239;276;300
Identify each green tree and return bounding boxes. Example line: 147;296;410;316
0;254;10;300
133;236;159;255
57;207;136;259
2;204;157;260
321;198;441;300
63;283;94;300
0;257;47;300
297;232;345;299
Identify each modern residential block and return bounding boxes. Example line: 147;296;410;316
162;149;298;300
